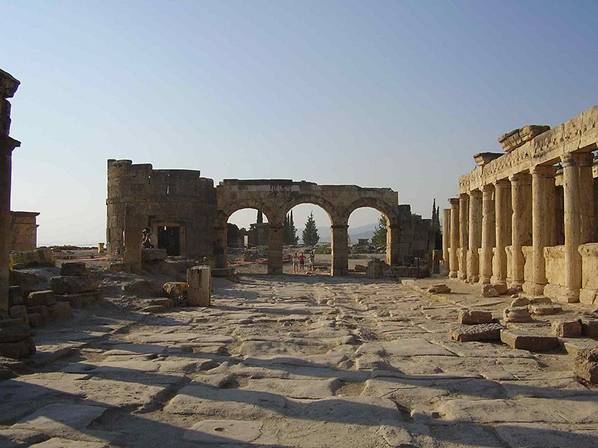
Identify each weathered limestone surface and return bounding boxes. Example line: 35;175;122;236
1;274;597;447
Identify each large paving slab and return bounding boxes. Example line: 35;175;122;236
0;273;597;447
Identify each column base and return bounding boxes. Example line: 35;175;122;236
468;275;480;283
449;271;458;278
544;283;579;303
522;281;545;297
580;288;598;305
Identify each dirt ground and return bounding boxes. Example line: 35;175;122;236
1;271;597;448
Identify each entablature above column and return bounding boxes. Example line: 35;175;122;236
459;105;598;194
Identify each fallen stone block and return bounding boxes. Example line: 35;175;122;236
510;297;530;307
503;306;533;323
28;313;46;328
48;302;72;320
25;290;56;307
458;309;493;325
531;304;562;315
450;323;503;342
427;283;451;294
492;283;508;295
581;319;598;338
141;305;170;314
552;319;582;338
163;282;188;299
145;297;173;308
9;305;28;322
574;348;598;384
50;275;98;294
8;286;23;306
500;330;560;352
0;337;36;359
529;296;552;305
56;291;99;308
59;262;88;276
0;319;32;343
481;284;499;297
27;305;50;322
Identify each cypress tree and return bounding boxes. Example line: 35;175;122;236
302;212;320;246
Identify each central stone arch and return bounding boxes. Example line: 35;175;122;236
215;179;400;276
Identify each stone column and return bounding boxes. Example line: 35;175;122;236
386;223;400;266
442;208;450;270
561;153;591;302
331;223;349;276
187;266;211;306
467;190;482;283
578;152;595;244
0;137;19;316
458;193;469;280
509;172;532;288
480;184;495;284
123;205;143;273
267;223;283;275
527;165;556;296
448;198;460;278
493;179;511;285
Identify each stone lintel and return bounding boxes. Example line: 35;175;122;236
473;152;503;167
498;124;550;153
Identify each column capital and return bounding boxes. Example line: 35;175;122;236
509;171;531;183
481;183;494;193
530;164;556;178
449;197;460;206
493;178;510;188
560;152;593;167
470;189;482;198
0;136;20;154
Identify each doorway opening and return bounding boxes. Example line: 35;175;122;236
158;226;181;256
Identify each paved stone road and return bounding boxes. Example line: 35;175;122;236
1;275;597;447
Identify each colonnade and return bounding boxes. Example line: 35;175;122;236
446;150;597;303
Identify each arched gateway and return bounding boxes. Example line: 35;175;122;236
106;160;400;276
215;179;400;275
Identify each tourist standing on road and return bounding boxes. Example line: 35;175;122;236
292;252;299;273
298;251;306;272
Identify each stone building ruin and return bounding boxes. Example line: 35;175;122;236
107;161;436;276
444;105;598;305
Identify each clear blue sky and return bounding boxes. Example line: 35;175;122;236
2;0;598;245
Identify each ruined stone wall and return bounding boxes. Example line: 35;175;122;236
106;160;216;258
398;205;433;265
10;211;38;252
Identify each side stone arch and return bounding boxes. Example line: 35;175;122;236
282;194;342;226
342;198;401;268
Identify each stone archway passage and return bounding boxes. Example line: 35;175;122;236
215;179;400;276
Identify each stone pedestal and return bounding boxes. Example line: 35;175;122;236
386;223;400;266
442;208;451;271
509;172;532;287
525;165;556;296
187;266;211;307
331;224;349;276
480;184;495;284
0;137;19;316
458;194;469;280
493;179;511;285
448;198;460;278
267;223;283;275
467;190;482;283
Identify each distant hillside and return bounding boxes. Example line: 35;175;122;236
314;223;376;244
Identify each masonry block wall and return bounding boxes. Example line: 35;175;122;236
106;159;217;258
